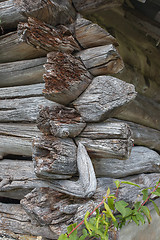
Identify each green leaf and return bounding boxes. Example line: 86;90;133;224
106;187;110;196
115;201;132;218
108;197;115;211
142;189;148;201
140;206;152;223
120;181;140;188
79;229;89;240
136;212;145;225
114;180;120;189
103;202;116;222
67;223;79;240
132;215;139;225
152;191;160;196
84;211;92;234
57;234;68;240
134;201;141;210
149;199;160;216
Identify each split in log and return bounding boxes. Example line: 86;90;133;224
46;143;97;198
0;32;47;63
0;203;57;239
37;104;86;138
0;0;26;29
115;93;160;131
20;173;160;236
92;146;160;178
79;121;132;139
18;17;80;54
73;75;137;122
75;44;124;76
107;119;160;152
43;51;92;105
0;96;56;122
32;135;77;179
72;0;123;14
75;15;118;48
75;137;133;160
0;58;45;86
0;159;71;199
14;0;76;26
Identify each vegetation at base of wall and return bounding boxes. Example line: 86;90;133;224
58;179;160;240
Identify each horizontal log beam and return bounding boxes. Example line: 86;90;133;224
0;32;47;63
76;44;124;76
0;58;45;86
75;15;118;48
73;75;137;122
43;52;92;105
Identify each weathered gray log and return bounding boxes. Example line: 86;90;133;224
20;173;160;234
76;137;133;160
0;0;26;29
115;94;160;131
0;203;57;239
46;143;97;198
0;159;71;199
75;44;124;76
15;0;76;26
0;123;40;159
72;0;123;14
18;17;80;54
0;60;45;87
32;136;77;179
92;146;160;178
37;105;86;138
0;96;56;122
75;15;118;48
43;52;92;105
107;119;160;152
79;121;132;140
0;32;47;63
73;75;137;122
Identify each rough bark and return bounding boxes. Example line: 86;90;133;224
75;15;118;48
37;104;86;138
115;94;160;131
92;146;160;178
72;0;123;14
20;173;160;236
0;59;45;87
0;31;46;63
18;17;80;54
0;0;26;29
76;44;124;76
14;0;76;26
43;51;92;105
73;75;137;122
0;203;57;239
32;136;77;179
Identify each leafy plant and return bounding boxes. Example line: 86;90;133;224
58;179;160;240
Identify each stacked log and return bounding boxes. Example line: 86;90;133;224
0;1;160;239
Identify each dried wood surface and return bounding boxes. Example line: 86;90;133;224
72;0;123;14
37;104;86;138
0;32;46;63
92;146;160;178
32;136;77;179
0;203;57;239
76;44;124;76
73;75;137;122
15;0;76;26
0;0;26;29
116;94;160;131
76;137;133;160
0;96;55;122
43;52;92;105
18;17;80;54
75;15;118;48
0;59;45;87
20;173;160;237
